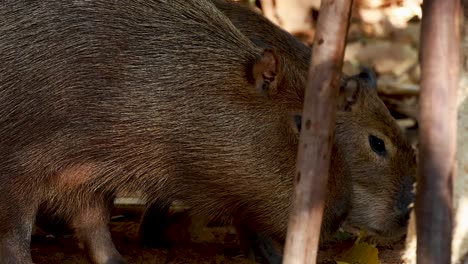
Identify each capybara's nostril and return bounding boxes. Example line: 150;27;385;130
396;175;415;216
397;211;411;227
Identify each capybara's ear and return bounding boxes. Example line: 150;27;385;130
336;68;378;111
358;67;378;90
252;48;279;96
337;78;361;111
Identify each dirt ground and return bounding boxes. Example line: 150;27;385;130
32;205;406;264
32;205;253;264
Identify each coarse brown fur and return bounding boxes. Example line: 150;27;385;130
0;0;415;263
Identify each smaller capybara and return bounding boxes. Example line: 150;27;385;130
0;0;415;263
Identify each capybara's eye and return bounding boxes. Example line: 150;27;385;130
369;135;386;156
293;115;302;132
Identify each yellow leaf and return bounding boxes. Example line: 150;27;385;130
337;231;380;264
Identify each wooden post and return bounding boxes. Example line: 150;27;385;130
416;0;460;263
282;1;353;263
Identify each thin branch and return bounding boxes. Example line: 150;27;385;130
282;1;353;263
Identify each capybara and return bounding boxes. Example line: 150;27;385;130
0;0;415;263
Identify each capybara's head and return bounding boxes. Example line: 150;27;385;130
335;70;416;241
249;49;415;243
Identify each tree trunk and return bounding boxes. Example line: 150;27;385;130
404;1;467;263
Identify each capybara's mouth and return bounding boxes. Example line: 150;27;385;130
341;221;407;244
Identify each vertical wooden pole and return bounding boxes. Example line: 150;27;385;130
282;1;353;263
417;0;460;263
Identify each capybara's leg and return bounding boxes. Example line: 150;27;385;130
70;198;126;264
0;186;39;264
138;200;173;248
